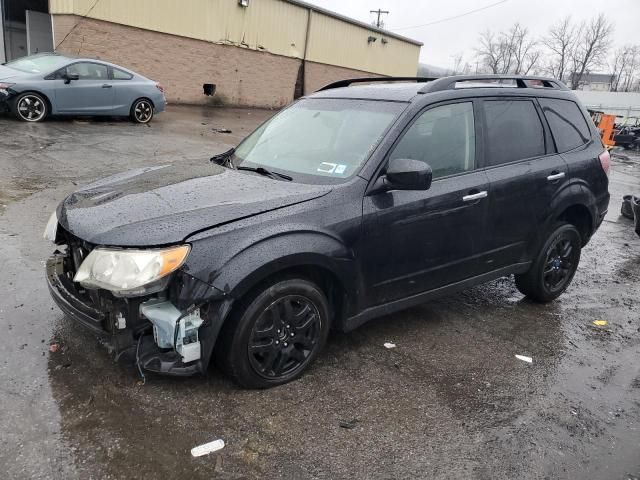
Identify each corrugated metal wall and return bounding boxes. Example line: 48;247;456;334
49;0;420;76
307;11;419;76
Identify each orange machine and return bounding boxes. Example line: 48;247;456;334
589;110;617;149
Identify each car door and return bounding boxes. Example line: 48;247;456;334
479;97;568;270
52;62;115;114
361;100;491;306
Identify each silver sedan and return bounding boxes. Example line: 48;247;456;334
0;53;166;123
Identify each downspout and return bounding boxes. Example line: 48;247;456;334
0;0;6;63
302;7;313;96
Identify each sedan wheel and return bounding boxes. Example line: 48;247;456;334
15;93;47;122
131;99;154;123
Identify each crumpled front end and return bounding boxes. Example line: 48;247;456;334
46;227;232;376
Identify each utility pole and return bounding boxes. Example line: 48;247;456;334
370;9;389;28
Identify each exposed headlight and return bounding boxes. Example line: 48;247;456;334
0;82;14;93
43;211;58;243
74;245;190;294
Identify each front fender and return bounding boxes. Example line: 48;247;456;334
185;228;359;301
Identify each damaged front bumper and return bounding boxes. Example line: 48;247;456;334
46;250;232;376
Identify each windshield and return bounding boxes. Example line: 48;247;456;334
233;98;405;183
5;54;69;74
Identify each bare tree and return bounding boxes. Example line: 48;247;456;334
476;24;541;75
610;45;640;92
542;16;580;82
570;14;614;89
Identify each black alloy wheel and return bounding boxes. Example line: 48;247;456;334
515;223;582;303
542;232;579;293
248;295;322;379
216;278;331;388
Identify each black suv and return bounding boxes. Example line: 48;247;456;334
46;75;610;388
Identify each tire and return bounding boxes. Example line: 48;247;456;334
13;92;48;122
515;223;582;303
130;98;154;123
216;278;331;388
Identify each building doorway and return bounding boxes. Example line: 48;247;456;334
1;0;52;63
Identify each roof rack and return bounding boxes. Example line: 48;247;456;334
317;77;438;92
418;75;569;93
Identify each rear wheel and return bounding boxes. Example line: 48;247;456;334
216;278;330;388
515;223;581;303
14;93;48;122
130;98;154;123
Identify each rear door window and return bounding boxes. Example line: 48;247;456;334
389;102;476;179
538;98;592;152
483;100;545;166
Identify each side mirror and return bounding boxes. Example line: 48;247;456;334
64;73;80;84
381;158;433;191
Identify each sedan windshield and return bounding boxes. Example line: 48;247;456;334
233;98;405;182
5;54;69;74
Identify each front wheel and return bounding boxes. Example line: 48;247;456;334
14;92;48;122
130;99;154;123
216;278;331;388
515;223;582;303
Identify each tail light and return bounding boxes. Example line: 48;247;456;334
155;83;165;94
598;149;610;177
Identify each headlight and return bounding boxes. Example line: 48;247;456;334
74;245;190;294
0;82;14;93
43;211;58;243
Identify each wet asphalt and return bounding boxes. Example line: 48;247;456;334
0;106;638;480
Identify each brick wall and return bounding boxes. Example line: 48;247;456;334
304;61;383;94
52;15;382;109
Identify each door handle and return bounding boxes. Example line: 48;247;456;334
462;191;488;202
547;172;565;181
102;84;113;88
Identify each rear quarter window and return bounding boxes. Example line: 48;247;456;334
539;98;592;152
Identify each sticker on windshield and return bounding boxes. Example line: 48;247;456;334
334;164;347;175
317;162;337;173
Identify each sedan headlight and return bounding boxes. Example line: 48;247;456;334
74;245;190;294
43;211;58;243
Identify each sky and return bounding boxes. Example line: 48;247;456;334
305;0;640;72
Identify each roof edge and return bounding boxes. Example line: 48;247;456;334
283;0;423;47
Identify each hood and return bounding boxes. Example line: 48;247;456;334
58;163;331;246
0;65;25;82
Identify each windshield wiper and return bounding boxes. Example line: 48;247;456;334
210;148;235;167
237;166;293;181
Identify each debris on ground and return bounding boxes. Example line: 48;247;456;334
593;320;608;327
383;342;396;349
621;195;634;219
191;439;225;457
211;127;232;134
339;419;359;429
49;343;61;353
515;354;533;363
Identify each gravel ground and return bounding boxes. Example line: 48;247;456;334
0;106;638;480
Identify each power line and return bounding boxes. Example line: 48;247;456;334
391;0;509;31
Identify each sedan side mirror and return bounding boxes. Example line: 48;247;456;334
64;73;80;84
380;158;433;192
